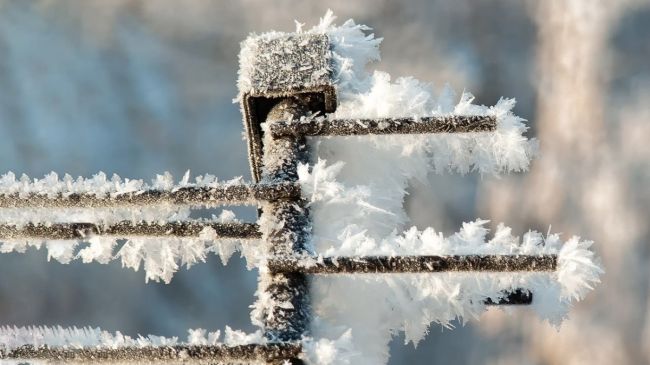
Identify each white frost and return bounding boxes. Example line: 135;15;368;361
303;329;357;365
0;211;253;284
0;171;263;283
0;325;260;350
0;171;251;225
0;171;244;198
287;10;603;365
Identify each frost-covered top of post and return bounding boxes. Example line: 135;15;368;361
238;32;333;99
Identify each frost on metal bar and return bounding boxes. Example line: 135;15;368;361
0;221;261;240
255;99;312;344
0;182;300;208
268;255;557;274
269;115;497;138
0;326;297;364
1;343;301;363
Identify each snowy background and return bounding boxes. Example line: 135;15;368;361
0;0;649;363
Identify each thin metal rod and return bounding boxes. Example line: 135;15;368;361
268;255;557;274
269;115;497;138
1;343;301;363
0;182;300;208
0;221;261;240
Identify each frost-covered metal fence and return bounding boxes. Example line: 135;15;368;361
0;111;551;364
0;14;601;365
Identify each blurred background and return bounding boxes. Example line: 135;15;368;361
0;0;649;363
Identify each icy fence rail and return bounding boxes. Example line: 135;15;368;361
0;113;580;365
0;326;298;364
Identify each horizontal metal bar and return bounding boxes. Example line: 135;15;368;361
0;221;261;240
0;182;300;208
484;289;533;305
0;343;301;363
269;115;497;138
268;255;557;274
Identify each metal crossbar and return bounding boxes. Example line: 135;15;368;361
0;221;261;240
1;343;301;363
269;115;497;138
0;182;300;208
268;255;558;274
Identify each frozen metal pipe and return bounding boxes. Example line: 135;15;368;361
257;98;312;348
0;183;300;208
0;343;301;364
268;255;557;274
0;221;261;240
269;115;497;138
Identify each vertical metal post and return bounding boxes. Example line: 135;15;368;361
258;98;311;364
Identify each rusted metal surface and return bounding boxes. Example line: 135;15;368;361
0;183;300;208
0;343;301;363
268;255;557;274
0;221;261;240
269;115;497;138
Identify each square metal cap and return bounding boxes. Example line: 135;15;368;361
238;32;337;182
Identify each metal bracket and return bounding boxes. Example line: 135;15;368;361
239;33;337;182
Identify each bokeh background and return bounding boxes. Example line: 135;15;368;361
1;0;649;363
